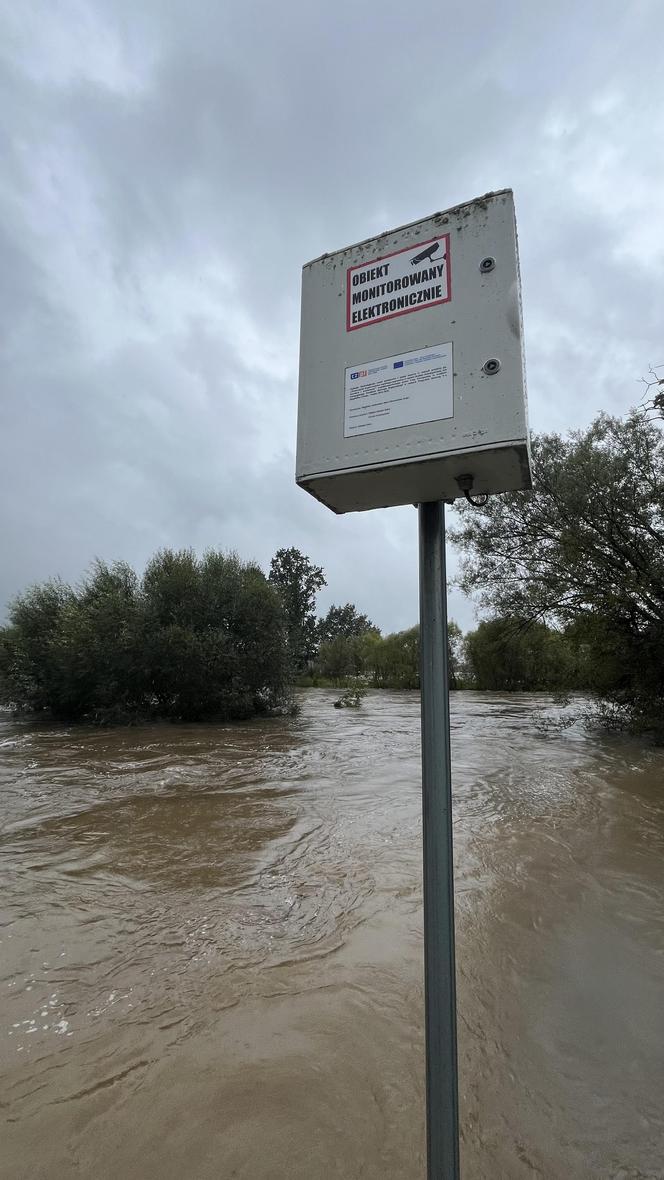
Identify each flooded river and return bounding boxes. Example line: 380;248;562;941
1;691;663;1179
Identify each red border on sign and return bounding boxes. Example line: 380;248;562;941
346;233;451;332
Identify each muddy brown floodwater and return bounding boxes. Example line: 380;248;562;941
1;691;664;1179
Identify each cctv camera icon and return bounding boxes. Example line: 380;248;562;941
410;242;442;266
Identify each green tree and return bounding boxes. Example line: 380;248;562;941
315;630;378;682
268;547;326;671
450;411;664;734
55;560;144;721
447;620;463;689
317;603;377;645
142;549;289;721
368;626;420;689
316;636;357;681
318;621;461;691
314;604;379;683
0;550;289;724
464;618;575;691
0;579;74;713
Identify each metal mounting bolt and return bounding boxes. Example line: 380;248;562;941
482;358;501;375
479;256;496;273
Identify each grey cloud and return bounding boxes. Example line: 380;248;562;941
1;0;662;636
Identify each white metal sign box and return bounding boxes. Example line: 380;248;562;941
296;189;531;513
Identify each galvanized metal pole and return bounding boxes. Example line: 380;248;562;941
418;500;460;1180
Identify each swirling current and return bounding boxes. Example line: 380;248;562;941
1;691;663;1178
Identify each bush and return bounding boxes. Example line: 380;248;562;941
333;684;367;708
0;551;290;724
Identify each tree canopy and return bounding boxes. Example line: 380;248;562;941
268;547;326;672
450;411;664;734
310;619;463;691
464;618;576;692
317;602;377;645
0;551;289;724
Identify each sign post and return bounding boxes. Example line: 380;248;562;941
419;500;459;1179
296;190;530;1179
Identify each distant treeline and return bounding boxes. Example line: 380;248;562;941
0;545;427;724
306;616;605;694
308;625;421;690
0;545;657;725
3;398;664;736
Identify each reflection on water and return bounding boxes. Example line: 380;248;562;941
1;692;663;1178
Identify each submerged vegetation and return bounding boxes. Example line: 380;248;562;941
333;683;367;709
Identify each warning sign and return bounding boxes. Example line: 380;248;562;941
344;343;453;437
346;234;450;332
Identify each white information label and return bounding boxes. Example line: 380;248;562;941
344;343;453;438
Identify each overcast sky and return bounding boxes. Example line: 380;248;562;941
1;0;662;633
